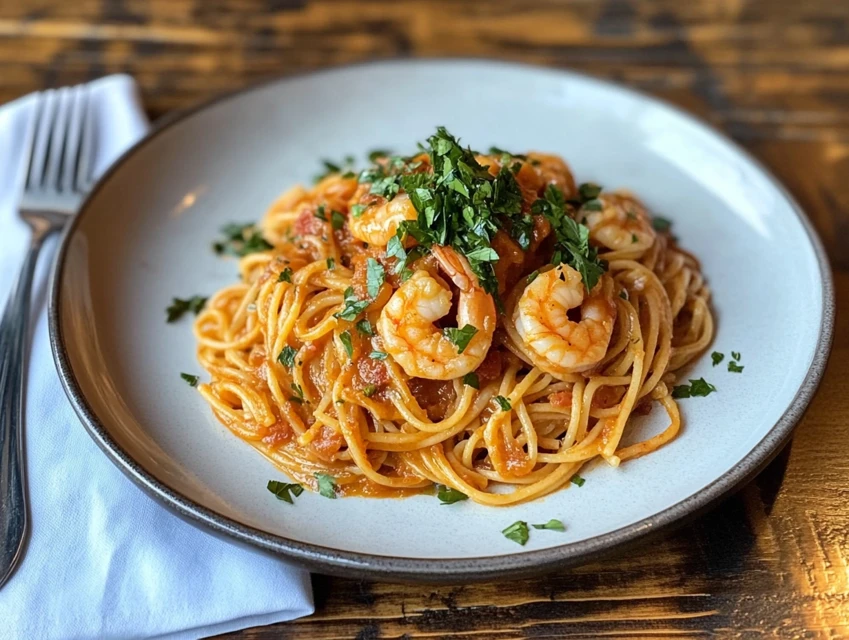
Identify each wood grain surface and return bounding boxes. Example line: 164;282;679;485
3;0;848;637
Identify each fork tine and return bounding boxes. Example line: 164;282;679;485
18;93;44;191
62;87;87;194
25;89;58;190
75;93;97;192
43;87;72;192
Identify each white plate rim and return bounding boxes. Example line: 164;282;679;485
48;58;835;582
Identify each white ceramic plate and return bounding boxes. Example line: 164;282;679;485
50;60;834;581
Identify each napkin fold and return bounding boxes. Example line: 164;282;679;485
0;76;313;640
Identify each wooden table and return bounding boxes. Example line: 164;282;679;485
4;0;848;636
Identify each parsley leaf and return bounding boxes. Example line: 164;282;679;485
571;474;586;487
502;521;529;545
180;373;199;387
366;258;385;298
289;382;305;404
368;148;393;162
315;157;356;183
278;268;293;283
672;378;717;398
362;384;377;398
462;372;480;389
326;257;335;270
277;346;297;368
314;205;327;221
166;295;207;322
356;319;375;337
213;222;272;256
526;270;540;284
494;395;512;411
241;231;273;255
532;519;565;531
437;485;469;505
351;203;366;218
532;185;607;291
334;287;371;321
315;473;337;499
369;351;388;360
728;361;744;373
711;351;724;367
331;210;345;231
339;330;354;358
652;216;672;232
731;351;742;361
267;480;304;504
442;325;478;354
578;183;602;201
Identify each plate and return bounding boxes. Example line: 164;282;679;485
49;60;834;581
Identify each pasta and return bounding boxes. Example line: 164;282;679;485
194;128;713;505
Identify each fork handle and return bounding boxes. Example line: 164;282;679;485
0;223;52;588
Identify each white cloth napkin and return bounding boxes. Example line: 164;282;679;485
0;75;313;640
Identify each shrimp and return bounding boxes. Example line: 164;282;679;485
348;192;418;247
377;246;496;380
526;152;577;198
582;192;655;252
513;264;616;376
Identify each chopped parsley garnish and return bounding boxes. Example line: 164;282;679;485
351;204;366;218
570;474;586;487
443;324;478;354
331;210;345;231
437;485;469;505
214;221;273;256
278;268;293;283
362;384;377;398
366;258;385;298
526;270;540;284
619;290;629;300
502;520;529;546
731;351;742;361
494;396;512;412
240;231;273;255
369;351;388;360
334;287;371;321
368;148;392;162
728;361;744;373
532;519;565;531
267;480;304;504
488;146;528;162
277;346;297;368
711;351;724;367
314;205;327;221
355;319;375;337
672;378;717;399
372;127;532;299
631;233;638;244
652;216;672;232
339;330;354;358
578;182;602;201
326;257;335;270
166;295;207;322
315;473;338;499
531;185;607;291
314;156;355;183
180;373;199;387
289;382;305;404
462;372;480;389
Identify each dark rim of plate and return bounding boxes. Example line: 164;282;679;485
48;59;836;582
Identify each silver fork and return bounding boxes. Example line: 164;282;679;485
0;86;95;589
